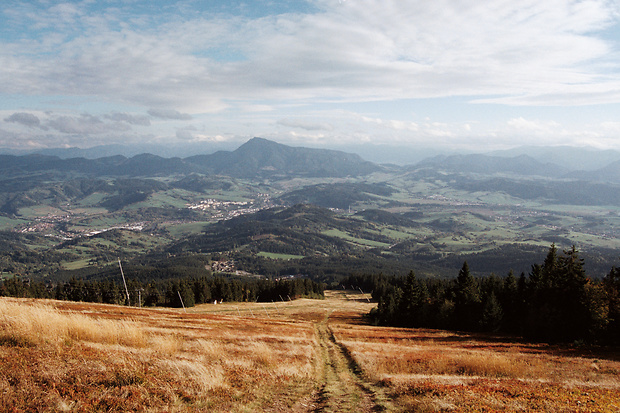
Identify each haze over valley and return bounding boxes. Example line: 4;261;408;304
0;137;619;283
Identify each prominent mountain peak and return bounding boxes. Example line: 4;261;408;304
233;137;291;157
189;138;381;178
0;138;381;179
237;137;277;148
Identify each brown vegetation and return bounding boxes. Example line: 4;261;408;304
1;291;619;412
331;320;620;412
1;297;316;412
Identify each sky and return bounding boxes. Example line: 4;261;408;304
1;0;620;155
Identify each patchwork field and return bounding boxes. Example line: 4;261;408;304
1;291;619;412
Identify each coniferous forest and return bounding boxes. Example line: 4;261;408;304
4;243;620;344
343;244;620;344
0;274;324;308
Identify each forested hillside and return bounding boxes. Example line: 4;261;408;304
348;244;620;344
2;138;620;315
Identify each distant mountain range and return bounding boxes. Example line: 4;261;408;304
0;142;239;159
487;145;620;172
566;160;620;183
1;138;620;183
5;141;620;170
415;153;569;177
415;152;620;183
0;137;380;179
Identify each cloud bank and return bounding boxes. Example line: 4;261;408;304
0;0;619;150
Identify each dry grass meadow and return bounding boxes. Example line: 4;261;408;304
1;290;619;412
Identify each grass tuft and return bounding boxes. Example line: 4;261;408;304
0;299;146;347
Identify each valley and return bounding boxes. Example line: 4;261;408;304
2;139;620;283
3;136;620;411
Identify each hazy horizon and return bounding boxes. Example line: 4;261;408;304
3;137;620;169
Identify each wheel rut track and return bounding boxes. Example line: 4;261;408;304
309;312;390;413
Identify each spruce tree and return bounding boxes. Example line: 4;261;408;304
480;292;503;332
400;270;429;327
603;267;620;344
454;261;482;330
500;270;519;333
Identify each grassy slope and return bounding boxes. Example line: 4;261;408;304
1;293;619;412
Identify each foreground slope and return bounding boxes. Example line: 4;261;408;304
2;294;619;412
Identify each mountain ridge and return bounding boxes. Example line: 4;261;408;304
185;137;381;178
414;153;568;177
2;139;620;182
0;138;381;179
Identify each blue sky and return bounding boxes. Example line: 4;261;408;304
1;0;620;153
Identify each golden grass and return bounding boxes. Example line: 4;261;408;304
344;341;531;380
0;298;146;347
0;297;318;412
330;320;620;412
2;292;619;412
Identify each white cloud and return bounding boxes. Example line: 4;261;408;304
1;0;620;150
277;118;334;131
47;114;130;134
359;116;419;132
104;112;151;126
4;112;42;128
148;109;193;120
2;0;618;110
506;117;562;134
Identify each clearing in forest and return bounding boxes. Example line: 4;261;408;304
1;291;619;412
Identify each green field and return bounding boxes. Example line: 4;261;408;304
4;162;620;281
165;221;210;237
321;228;391;248
17;205;64;218
0;216;27;230
257;252;305;260
61;258;93;270
77;192;108;207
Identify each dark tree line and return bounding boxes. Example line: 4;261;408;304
0;275;324;308
349;245;620;344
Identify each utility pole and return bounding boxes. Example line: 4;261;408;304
177;291;187;313
118;258;131;306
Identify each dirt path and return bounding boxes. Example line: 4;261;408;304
297;311;390;413
188;289;390;412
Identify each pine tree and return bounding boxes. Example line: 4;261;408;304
526;245;592;341
454;261;482;330
480;292;503;332
179;280;195;308
500;270;519;333
400;270;429;327
377;284;402;325
541;243;558;286
554;246;589;340
603;267;620;344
